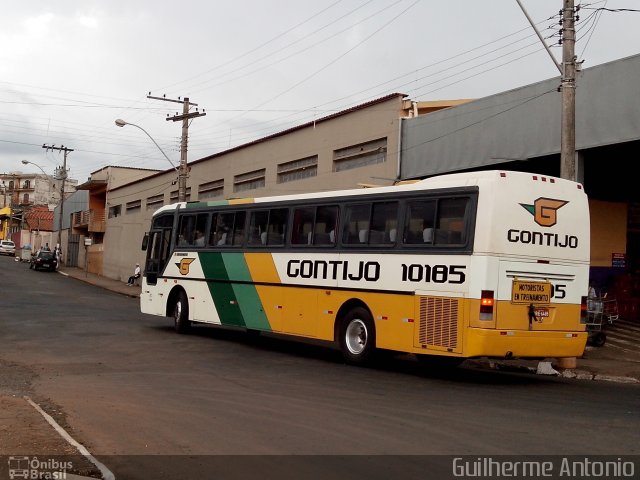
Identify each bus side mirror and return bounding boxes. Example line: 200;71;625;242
141;233;149;251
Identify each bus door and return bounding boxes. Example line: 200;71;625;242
144;228;172;285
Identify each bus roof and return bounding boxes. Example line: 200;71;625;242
152;170;584;215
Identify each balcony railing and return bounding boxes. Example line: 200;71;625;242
72;209;106;232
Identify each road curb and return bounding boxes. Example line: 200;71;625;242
57;270;139;299
25;396;115;480
592;374;640;384
467;359;640;384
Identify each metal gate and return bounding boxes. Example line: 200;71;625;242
66;234;80;267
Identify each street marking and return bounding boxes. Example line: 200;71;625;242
25;396;115;480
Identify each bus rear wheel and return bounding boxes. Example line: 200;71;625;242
173;291;191;334
339;307;376;365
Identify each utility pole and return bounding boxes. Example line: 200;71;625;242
516;0;577;181
42;144;73;253
147;94;206;202
560;0;577;181
517;0;578;369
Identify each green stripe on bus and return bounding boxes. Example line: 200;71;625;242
199;252;245;327
198;252;271;331
222;254;271;332
185;200;230;209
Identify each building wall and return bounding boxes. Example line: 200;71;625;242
400;53;640;179
590;200;627;267
0;173;71;208
102;95;406;281
53;190;88;231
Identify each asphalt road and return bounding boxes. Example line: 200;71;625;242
1;255;639;479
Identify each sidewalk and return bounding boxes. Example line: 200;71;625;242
58;266;141;298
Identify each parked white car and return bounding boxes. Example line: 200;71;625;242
0;240;16;256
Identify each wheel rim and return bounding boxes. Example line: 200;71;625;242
345;318;368;355
174;300;182;325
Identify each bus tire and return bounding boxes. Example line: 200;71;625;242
173;291;191;334
339;307;376;365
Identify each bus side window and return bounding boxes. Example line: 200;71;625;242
292;205;338;246
210;212;233;247
249;211;269;245
317;206;338;245
232;211;246;245
342;204;370;245
266;208;288;246
208;213;219;246
435;198;468;245
177;215;193;246
177;213;208;247
292;207;314;245
403;200;436;244
370;201;398;245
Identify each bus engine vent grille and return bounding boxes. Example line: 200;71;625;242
419;297;459;348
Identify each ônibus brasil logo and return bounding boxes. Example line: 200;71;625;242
519;197;568;227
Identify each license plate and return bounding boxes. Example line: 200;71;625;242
42;263;49;267
534;307;549;318
511;280;551;304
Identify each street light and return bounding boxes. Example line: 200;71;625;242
115;119;185;202
21;159;49;176
114;119;178;171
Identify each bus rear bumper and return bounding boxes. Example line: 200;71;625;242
464;328;588;359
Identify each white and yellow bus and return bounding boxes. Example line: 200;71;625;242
140;170;590;365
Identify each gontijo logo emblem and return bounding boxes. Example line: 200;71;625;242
176;258;195;275
520;197;568;227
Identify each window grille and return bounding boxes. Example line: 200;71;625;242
146;194;164;211
198;179;224;199
125;199;142;213
333;138;387;172
234;169;266;193
277;156;318;183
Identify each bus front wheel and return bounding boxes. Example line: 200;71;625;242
173;291;191;334
339;307;376;365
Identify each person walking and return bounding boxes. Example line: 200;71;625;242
127;263;141;286
53;244;62;270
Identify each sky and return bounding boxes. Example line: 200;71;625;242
1;0;639;184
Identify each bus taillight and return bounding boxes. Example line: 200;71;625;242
480;290;494;320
